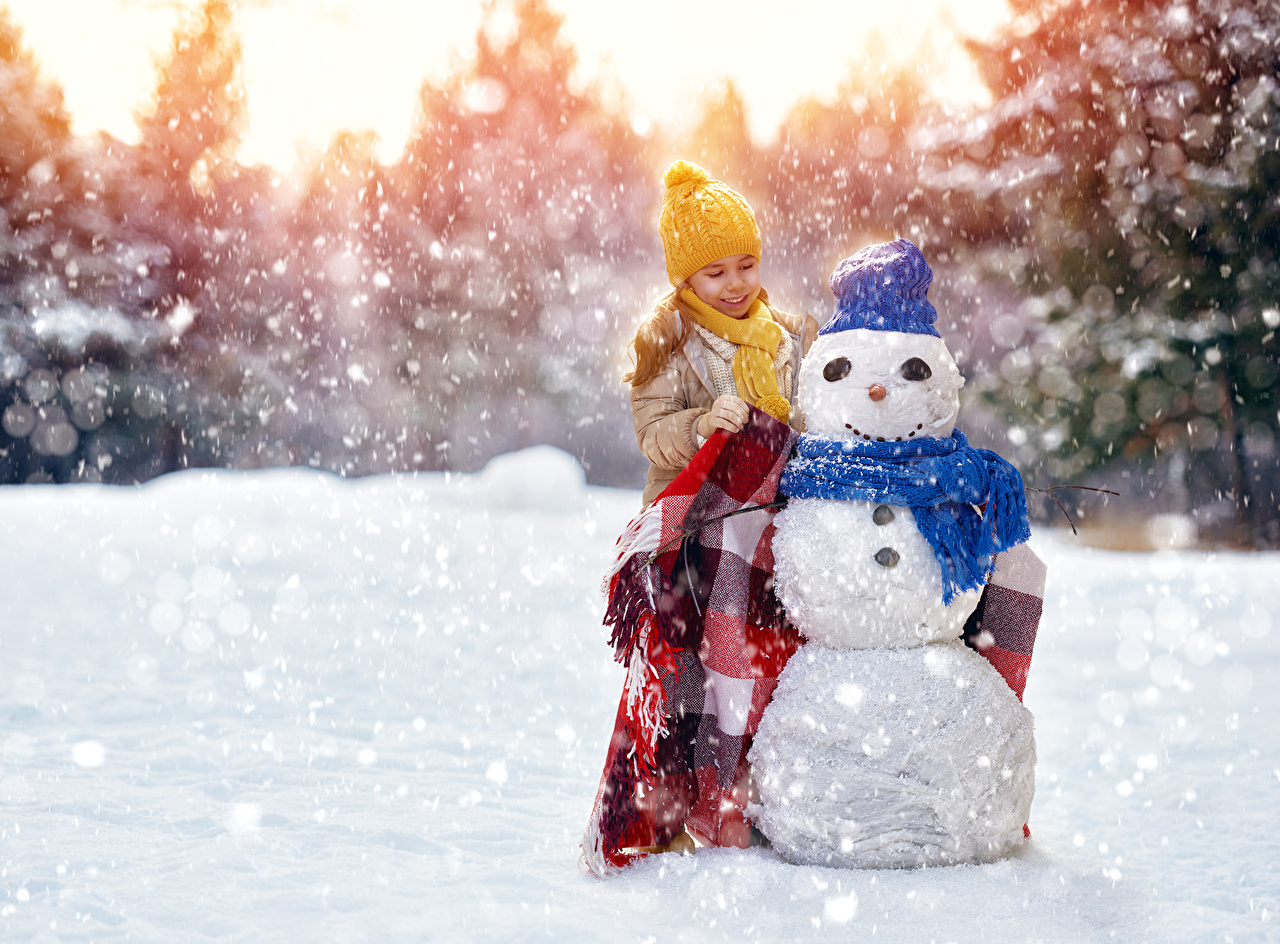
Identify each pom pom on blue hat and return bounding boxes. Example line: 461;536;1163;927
821;238;940;338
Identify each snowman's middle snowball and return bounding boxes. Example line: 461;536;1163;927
772;495;981;648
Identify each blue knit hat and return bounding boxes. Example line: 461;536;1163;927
821;238;939;338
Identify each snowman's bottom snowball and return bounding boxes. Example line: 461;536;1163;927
747;642;1035;869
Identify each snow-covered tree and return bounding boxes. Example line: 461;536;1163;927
0;8;68;195
0;13;162;483
683;81;759;192
136;0;244;193
392;0;653;479
757;55;939;316
918;0;1280;543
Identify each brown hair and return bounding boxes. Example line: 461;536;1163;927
623;288;693;387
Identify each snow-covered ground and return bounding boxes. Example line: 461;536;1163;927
0;448;1276;943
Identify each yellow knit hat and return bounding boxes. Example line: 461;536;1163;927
659;160;761;287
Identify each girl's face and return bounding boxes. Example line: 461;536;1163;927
686;253;761;319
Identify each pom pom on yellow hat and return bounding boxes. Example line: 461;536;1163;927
658;160;761;287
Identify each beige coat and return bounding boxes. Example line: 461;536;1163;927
631;303;818;506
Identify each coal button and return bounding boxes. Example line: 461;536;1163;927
874;547;900;568
872;504;895;525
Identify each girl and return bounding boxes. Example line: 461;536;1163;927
626;160;816;506
582;162;815;873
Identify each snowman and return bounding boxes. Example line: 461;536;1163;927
747;239;1042;869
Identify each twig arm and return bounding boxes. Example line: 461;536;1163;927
643;500;787;566
1025;484;1120;535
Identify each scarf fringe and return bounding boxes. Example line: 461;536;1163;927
581;774;644;876
913;505;981;604
581;797;610;875
605;500;664;583
603;553;685;783
582;743;648;876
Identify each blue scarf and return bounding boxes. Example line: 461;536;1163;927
778;429;1030;604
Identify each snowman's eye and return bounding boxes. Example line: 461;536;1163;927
901;357;932;381
823;357;851;382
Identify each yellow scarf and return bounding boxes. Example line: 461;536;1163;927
679;289;790;424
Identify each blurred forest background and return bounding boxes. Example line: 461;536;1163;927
1;0;1278;546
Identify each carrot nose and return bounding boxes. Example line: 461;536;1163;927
868;384;887;401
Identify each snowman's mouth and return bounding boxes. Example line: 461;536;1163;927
844;422;926;442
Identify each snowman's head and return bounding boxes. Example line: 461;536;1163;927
797;330;964;441
796;240;964;442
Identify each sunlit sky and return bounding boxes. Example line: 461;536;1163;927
5;0;1010;172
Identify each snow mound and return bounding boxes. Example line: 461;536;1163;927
749;641;1035;868
479;444;586;512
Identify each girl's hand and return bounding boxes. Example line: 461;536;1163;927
697;395;750;439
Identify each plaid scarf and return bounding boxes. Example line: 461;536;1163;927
582;408;801;875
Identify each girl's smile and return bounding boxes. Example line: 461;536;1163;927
686;253;761;318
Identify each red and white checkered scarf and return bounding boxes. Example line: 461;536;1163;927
582;409;800;874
